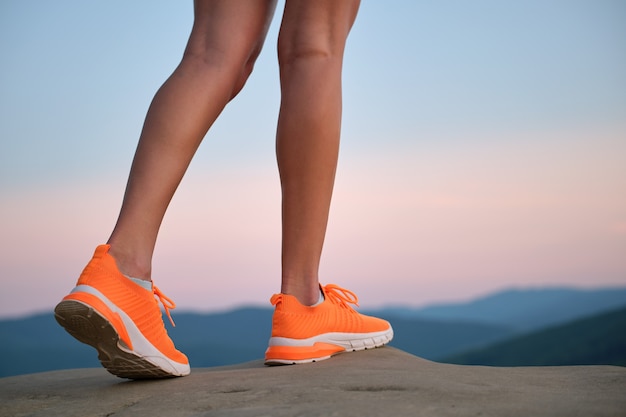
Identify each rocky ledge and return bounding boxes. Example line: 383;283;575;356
1;347;625;417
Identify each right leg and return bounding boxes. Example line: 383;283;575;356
276;0;359;306
265;0;393;366
56;0;277;379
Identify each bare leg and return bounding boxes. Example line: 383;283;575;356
107;0;277;279
276;0;360;305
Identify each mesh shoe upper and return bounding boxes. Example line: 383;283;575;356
65;244;188;365
269;284;392;339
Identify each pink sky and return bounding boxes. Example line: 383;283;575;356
2;127;624;318
1;1;625;319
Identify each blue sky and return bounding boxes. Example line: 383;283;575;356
1;0;625;317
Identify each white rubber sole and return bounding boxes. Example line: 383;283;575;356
265;327;394;365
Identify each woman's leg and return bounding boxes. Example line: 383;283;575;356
267;2;393;364
57;1;279;379
108;0;277;280
276;0;361;305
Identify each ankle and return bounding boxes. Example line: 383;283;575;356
107;244;152;281
281;282;322;306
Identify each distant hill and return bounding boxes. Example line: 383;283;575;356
371;315;514;360
0;307;275;378
442;306;626;366
172;307;274;367
0;307;513;377
377;287;626;331
0;313;101;376
1;286;625;377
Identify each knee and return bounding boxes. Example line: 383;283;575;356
180;45;260;101
277;37;340;71
230;46;263;100
277;2;358;71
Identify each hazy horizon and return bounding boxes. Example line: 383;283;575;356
2;283;625;321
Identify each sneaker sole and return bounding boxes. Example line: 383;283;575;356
264;327;394;365
55;300;182;379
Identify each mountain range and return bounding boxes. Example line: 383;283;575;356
443;305;626;366
1;286;625;378
374;286;626;331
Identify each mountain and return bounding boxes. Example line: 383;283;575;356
442;305;626;366
1;307;513;377
171;307;273;367
370;315;514;360
376;287;626;331
0;313;100;376
0;307;275;378
1;286;625;377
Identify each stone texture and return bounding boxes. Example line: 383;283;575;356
1;348;625;417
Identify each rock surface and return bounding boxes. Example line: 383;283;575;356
1;347;625;417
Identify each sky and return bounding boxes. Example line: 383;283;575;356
1;0;625;318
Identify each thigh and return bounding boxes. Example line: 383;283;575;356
185;0;278;65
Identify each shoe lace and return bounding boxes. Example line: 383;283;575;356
153;285;177;327
323;284;360;310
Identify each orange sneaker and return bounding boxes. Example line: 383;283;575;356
54;245;190;379
265;284;393;365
